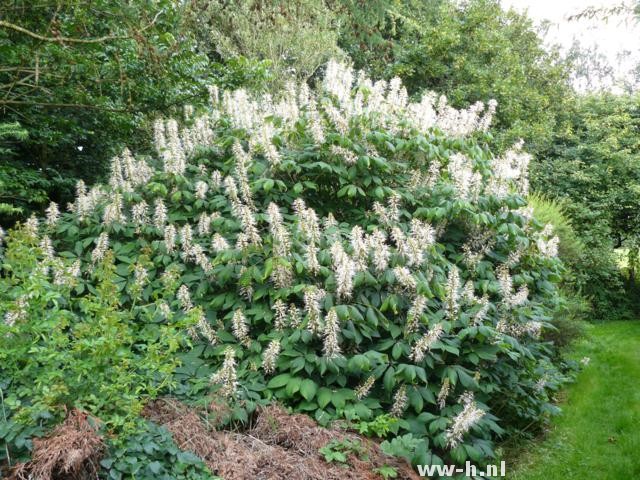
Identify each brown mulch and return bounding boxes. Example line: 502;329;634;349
8;409;104;480
143;398;420;480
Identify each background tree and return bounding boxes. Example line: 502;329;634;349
185;0;344;87
533;93;640;317
335;0;573;155
0;0;214;225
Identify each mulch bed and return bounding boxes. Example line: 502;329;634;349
143;398;420;480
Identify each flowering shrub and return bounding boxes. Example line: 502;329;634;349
1;60;568;467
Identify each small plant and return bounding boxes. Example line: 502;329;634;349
380;433;427;464
319;438;368;464
374;464;399;479
354;414;399;438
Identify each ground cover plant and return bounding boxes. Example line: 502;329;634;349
1;60;574;477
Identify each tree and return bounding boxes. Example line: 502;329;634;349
0;0;212;225
533;93;640;317
185;0;344;86
335;0;573;155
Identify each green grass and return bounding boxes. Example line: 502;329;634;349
509;321;640;480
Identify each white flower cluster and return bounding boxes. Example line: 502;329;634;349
330;145;358;165
132;201;149;230
489;140;531;197
472;295;491;326
52;259;81;287
536;224;560;259
405;295;428;334
330;241;356;301
267;203;293;288
372;194;401;227
109;148;153;191
355;375;375;400
445;392;485;449
210;347;238;398
496;319;542;338
4;297;28;327
144;60;498;195
444;266;461;319
411;323;444;362
321;60;496;138
232;309;251;347
393;266;417;292
390;385;408;417
195;309;217;346
304;286;325;334
262;339;281;374
368;230;390;273
45;202;60;227
103;193;126;226
24;215;39;237
322;308;342;359
68;180;104;222
211;233;230;253
132;264;149;293
462;228;495;269
293;199;321;274
437;378;451;409
177;284;193;311
391;219;435;267
91;232;110;264
448;153;482;201
496;264;529;308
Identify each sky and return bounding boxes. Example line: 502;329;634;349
501;0;640;90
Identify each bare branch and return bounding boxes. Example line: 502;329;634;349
0;99;128;112
0;20;130;43
0;12;163;44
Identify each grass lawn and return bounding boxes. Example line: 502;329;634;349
509;321;640;480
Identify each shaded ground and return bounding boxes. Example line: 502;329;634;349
509;321;640;480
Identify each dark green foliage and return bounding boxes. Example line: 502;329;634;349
0;0;206;223
99;421;217;480
0;406;44;469
533;93;640;318
186;0;343;87
0;122;33;219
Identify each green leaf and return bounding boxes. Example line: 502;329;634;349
285;377;302;396
300;379;318;401
263;178;275;192
383;366;396;391
317;387;332;408
331;390;346;409
263;258;274;281
392;342;404;360
408;387;423;413
148;461;162;474
267;373;291;389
